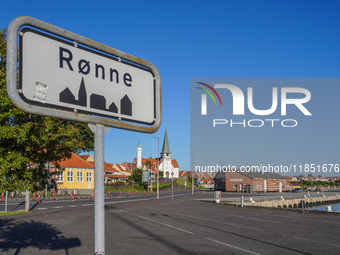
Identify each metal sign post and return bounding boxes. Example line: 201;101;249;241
89;124;109;255
7;16;161;255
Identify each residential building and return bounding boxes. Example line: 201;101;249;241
56;153;95;193
214;170;290;192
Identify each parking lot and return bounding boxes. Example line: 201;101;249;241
0;192;339;254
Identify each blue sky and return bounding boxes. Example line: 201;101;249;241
1;1;339;172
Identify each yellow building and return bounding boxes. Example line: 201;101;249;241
56;153;95;193
113;163;133;176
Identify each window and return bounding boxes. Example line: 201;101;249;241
256;184;262;189
57;172;64;182
86;172;92;182
67;171;73;182
77;172;83;182
233;184;238;189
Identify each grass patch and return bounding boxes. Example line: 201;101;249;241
0;211;29;217
105;183;171;193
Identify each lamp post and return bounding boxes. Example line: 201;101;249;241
191;153;194;195
154;136;159;199
171;171;174;200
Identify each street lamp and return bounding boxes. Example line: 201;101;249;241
154;137;159;199
191;153;194;195
171;171;174;200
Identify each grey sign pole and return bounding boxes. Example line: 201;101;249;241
89;124;109;255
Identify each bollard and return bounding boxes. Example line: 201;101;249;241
144;189;145;195
241;195;244;207
74;190;77;199
108;190;110;197
52;190;55;199
33;192;35;200
1;192;3;202
71;192;73;202
92;190;94;200
38;192;41;203
136;190;138;196
120;190;122;197
215;191;221;203
129;190;131;196
152;189;154;195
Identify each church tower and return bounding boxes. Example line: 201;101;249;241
161;129;175;178
161;129;171;161
137;143;142;168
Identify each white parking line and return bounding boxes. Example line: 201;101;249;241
226;213;314;228
206;237;261;255
174;212;263;232
134;214;194;235
281;234;340;248
37;208;47;210
248;211;340;225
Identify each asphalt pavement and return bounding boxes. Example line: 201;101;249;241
0;192;339;254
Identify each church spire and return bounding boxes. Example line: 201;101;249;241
161;129;171;155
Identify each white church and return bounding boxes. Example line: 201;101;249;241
134;130;179;178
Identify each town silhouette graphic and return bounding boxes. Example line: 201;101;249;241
59;77;132;116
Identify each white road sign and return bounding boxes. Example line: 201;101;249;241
8;16;161;133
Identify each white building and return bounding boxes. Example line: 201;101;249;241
134;129;179;178
158;129;179;178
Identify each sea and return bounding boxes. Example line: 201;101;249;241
309;203;340;212
308;203;340;212
307;190;340;212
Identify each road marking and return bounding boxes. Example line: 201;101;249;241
206;237;261;255
133;214;194;235
225;213;314;228
248;211;340;225
53;206;64;209
174;212;263;232
82;204;93;207
281;234;340;248
37;208;47;210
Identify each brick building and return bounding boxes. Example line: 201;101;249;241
214;170;290;192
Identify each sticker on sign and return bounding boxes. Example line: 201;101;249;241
7;16;161;133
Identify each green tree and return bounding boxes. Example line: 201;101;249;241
145;160;152;169
129;168;143;183
0;29;94;194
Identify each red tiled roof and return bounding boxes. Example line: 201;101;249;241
133;157;179;169
115;163;133;173
59;153;94;169
134;158;159;166
105;174;128;179
178;171;186;177
171;159;179;168
121;163;133;172
200;179;214;184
